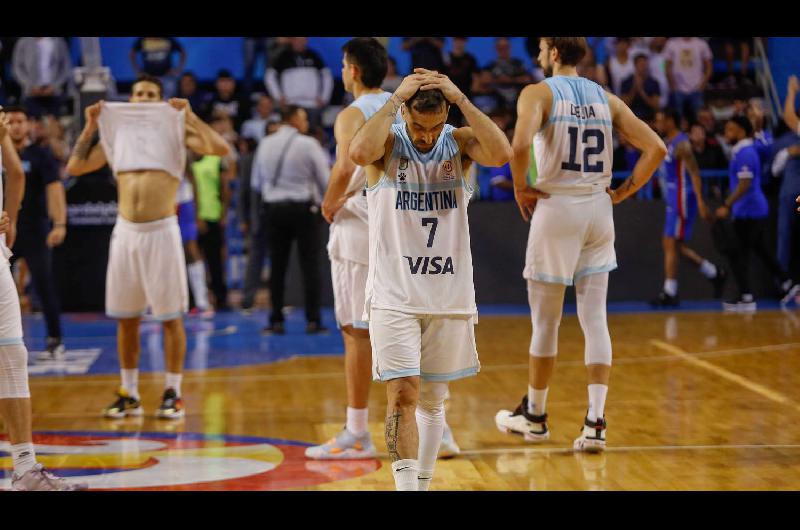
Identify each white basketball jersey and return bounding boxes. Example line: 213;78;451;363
364;123;477;317
0;147;8;263
328;91;400;265
98;102;186;181
532;76;613;195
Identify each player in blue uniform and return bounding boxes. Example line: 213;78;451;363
651;108;726;307
716;116;798;311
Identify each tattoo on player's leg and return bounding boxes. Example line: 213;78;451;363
385;410;401;462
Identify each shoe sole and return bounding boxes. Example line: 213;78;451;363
304;449;377;460
781;285;800;306
438;449;460;459
157;410;185;420
495;420;550;442
574;438;606;453
104;406;144;419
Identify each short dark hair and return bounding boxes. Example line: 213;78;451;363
133;73;163;97
2;105;27;117
342;37;388;89
542;37;587;66
728;115;753;137
281;105;304;122
217;69;234;80
660;107;681;126
406;88;447;115
634;53;649;64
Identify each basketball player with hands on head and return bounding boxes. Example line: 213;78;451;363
350;68;512;490
496;37;666;453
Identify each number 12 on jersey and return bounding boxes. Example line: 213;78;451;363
561;126;605;173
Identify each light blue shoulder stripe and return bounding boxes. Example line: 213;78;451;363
391;123;459;164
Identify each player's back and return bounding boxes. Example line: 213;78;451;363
532;75;613;195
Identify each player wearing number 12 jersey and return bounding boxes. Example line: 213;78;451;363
350;69;511;490
496;38;666;453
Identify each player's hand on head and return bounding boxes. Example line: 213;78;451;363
394;73;427;102
85;101;104;125
418;71;463;104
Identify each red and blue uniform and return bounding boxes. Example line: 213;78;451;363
663;132;697;240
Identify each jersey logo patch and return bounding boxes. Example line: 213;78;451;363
442;160;454;181
399;157;408;170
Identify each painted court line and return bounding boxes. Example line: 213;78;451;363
650;339;800;413
452;443;800;458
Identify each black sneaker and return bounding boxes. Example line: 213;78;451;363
710;265;728;299
103;388;143;419
38;338;65;362
649;291;679;308
157;388;185;420
262;321;286;335
574;414;607;453
723;295;757;313
494;395;550;442
306;322;330;335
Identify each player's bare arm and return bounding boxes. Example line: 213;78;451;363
1;110;25;248
174;99;231;157
417;68;512;171
716;177;752;220
676;140;711;222
606;93;667;204
321;106;364;223
784;75;799;133
66;101;108;176
510;83;553;222
349;73;426;183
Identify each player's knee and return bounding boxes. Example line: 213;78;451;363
418;381;448;414
530;322;560;357
585;346;612;366
387;377;419;410
0;344;31;399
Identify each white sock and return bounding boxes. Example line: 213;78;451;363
416;406;444;491
11;442;37;476
699;260;717;279
742;293;754;302
587;384;608;422
527;385;548;416
166;372;183;397
121;369;139;399
663;279;678;297
391;459;418;491
346;407;368;436
187;261;210;311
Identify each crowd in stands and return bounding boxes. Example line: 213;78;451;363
2;36;796;310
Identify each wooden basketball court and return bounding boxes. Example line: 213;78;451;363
11;306;800;490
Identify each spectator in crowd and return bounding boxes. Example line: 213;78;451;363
471;68;506;115
192;126;235;311
240;94;280;142
606;37;635;96
577;45;608;88
11;37;72;117
446;37;479;126
129;37;186;98
32;115;69;176
251;105;329;335
205;69;250;131
486;37;532;107
381;56;402;93
714;116;798;311
266;37;333;128
237;136;269;314
242;37;289;93
620;53;661;123
664;37;713;121
747;100;773;170
716;37;752;81
648;37;670;109
4;106;67;359
402;37;446;71
689;123;728;170
176;71;208;114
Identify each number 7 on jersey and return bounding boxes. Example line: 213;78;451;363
422;218;438;248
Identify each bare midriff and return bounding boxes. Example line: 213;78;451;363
116;170;180;223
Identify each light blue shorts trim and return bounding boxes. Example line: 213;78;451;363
106;309;146;319
377;368;421;381
421;366;480;382
151;311;184;322
336;320;370;330
574;262;618;280
531;272;574;286
0;337;24;346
